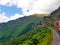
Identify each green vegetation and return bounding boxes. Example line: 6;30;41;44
0;15;42;41
0;14;53;45
33;14;49;18
4;26;52;45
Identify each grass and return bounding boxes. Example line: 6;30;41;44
38;29;53;45
33;14;49;17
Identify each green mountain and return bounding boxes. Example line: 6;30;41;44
4;26;52;45
0;14;52;45
0;15;43;41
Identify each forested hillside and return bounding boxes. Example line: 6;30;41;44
0;15;42;41
1;26;52;45
0;14;53;45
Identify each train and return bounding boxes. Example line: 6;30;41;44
54;20;60;32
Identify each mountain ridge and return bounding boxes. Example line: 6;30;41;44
0;14;45;41
43;7;60;26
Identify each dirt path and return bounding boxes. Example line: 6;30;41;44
51;29;58;45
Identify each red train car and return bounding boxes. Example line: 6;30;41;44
54;21;60;32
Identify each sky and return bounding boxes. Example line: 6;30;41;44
0;0;60;23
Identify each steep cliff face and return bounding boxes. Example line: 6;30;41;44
43;7;60;26
50;7;60;20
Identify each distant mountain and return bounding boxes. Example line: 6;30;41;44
0;14;48;42
43;7;60;26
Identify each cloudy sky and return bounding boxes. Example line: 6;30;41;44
0;0;60;23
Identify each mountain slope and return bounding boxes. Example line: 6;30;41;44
4;26;52;45
43;7;60;27
0;15;44;41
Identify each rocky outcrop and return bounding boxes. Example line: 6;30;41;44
43;7;60;26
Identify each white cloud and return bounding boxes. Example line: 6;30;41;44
0;0;60;14
0;12;9;23
0;0;60;23
0;12;24;23
10;14;24;20
17;0;60;15
0;0;18;6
